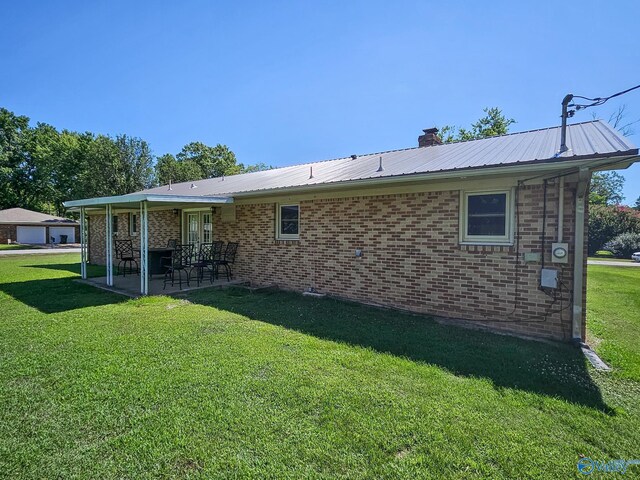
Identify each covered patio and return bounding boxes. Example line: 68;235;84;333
79;273;244;297
65;193;233;296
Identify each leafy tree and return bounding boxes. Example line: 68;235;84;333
176;142;242;179
588;204;640;254
603;232;640;258
0;108;30;209
439;107;515;143
634;196;640;211
589;171;625;206
155;153;202;185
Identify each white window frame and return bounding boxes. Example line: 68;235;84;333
459;189;514;245
276;204;300;240
129;212;138;236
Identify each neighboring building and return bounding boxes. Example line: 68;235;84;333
0;208;79;244
65;120;639;342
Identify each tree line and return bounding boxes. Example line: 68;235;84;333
0;107;268;216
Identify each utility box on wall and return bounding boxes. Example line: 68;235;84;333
551;242;569;264
540;268;559;289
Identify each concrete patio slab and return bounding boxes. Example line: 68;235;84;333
78;273;244;297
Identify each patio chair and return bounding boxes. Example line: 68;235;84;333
115;239;139;276
214;242;238;282
160;239;179;271
163;243;194;290
190;243;215;286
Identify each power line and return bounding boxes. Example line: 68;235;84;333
569;83;640;111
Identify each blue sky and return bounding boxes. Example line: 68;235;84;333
2;1;639;202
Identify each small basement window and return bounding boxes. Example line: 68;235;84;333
276;204;300;240
129;212;138;236
460;190;513;244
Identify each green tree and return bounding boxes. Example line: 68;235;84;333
588;204;640;254
439;107;515;143
589;171;625;206
176;142;242;179
155;153;202;185
0;108;30;209
634;196;640;211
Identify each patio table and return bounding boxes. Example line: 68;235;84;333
135;248;174;275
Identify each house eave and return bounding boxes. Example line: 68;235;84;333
64;193;234;210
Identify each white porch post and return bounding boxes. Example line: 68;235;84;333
140;201;149;295
80;206;87;279
105;204;113;286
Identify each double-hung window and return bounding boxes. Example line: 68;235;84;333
461;190;513;244
276;204;300;240
129;213;138;236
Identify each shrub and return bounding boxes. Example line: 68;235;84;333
603;232;640;258
588;205;640;255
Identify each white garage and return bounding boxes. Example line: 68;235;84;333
49;226;76;243
1;208;78;245
17;226;47;244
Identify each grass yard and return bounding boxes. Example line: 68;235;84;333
587;265;640;381
0;244;40;251
1;254;639;478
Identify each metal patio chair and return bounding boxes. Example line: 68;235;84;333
163;243;194;290
214;242;238;282
190;243;215;286
115;239;138;276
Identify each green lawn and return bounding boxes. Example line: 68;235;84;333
0;244;39;251
587;265;640;381
1;254;639;478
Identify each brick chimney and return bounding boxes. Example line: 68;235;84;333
418;127;442;147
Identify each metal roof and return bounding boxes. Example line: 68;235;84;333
137;120;637;198
66;120;638;208
0;207;78;225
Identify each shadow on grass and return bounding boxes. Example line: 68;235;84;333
187;287;611;412
1;264;121;314
23;262;106;278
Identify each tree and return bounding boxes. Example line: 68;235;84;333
176;142;242;179
589;171;625;205
588;204;640;254
634;196;640;211
439;107;515;143
155;153;202;185
0;108;30;209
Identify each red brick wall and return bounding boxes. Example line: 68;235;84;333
0;225;16;244
85;181;587;341
211;182;581;341
88;210;181;264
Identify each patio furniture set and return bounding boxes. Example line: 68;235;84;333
114;239;238;290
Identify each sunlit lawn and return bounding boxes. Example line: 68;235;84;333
1;254;639;478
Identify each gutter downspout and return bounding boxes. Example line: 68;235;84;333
572;168;591;341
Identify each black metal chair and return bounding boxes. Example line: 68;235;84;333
163;244;194;290
190;243;214;286
160;239;179;271
214;242;238;282
115;239;138;276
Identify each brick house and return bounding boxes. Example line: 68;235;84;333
65;120;639;342
0;207;79;244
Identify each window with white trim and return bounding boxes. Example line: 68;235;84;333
460;190;513;244
129;213;138;236
276;204;300;239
